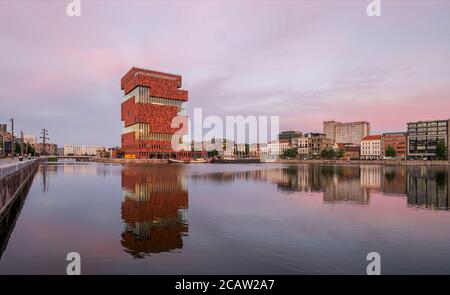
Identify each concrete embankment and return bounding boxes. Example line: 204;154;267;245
0;160;39;216
95;158;168;164
276;159;450;166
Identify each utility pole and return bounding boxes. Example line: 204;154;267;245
40;128;50;156
20;130;24;157
9;118;14;158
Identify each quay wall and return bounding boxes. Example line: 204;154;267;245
0;160;39;215
276;159;450;166
95;158;167;164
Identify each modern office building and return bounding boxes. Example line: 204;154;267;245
323;121;371;145
121;67;189;159
360;135;382;160
407;119;450;159
382;132;407;158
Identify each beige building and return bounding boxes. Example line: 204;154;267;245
297;133;333;158
64;144;108;156
23;134;36;145
323;121;371;145
360;135;382;160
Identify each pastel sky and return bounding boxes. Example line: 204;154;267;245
1;0;449;146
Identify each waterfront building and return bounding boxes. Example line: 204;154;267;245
278;131;302;147
323;121;371;145
248;143;260;158
34;143;58;156
407;119;450;160
382;132;407;158
297;136;310;158
63;144;106;156
343;144;361;160
56;147;64;156
297;133;333;158
234;143;247;158
120;67;189;159
360;135;382;160
0;124;7;133
23;134;36;145
260;140;289;157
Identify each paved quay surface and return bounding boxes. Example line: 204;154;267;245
0;158;19;168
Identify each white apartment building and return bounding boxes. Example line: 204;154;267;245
260;140;289;156
64;145;108;156
360;135;382;160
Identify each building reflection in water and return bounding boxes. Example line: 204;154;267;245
407;167;449;210
120;165;188;258
191;165;449;210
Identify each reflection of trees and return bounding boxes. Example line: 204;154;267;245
120;165;188;258
381;166;406;196
407;167;449;210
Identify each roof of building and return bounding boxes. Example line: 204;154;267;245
345;146;361;152
361;135;382;141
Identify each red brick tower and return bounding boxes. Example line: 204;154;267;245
120;67;189;159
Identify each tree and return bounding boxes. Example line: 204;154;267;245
14;142;21;154
435;141;448;160
208;149;219;158
321;148;334;159
26;144;35;156
386;145;397;157
334;149;345;159
283;148;298;158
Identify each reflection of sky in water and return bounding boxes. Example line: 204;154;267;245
0;163;449;274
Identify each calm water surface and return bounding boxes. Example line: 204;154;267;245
1;163;450;274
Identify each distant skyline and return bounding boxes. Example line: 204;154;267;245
1;0;450;147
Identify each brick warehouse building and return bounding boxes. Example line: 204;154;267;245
120;67;191;159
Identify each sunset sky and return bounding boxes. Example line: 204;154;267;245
1;0;449;146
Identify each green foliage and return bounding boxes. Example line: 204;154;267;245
26;144;35;156
208;149;219;158
386;145;397;157
282;148;298;158
47;156;58;162
436;141;447;160
14;142;21;154
321;148;345;159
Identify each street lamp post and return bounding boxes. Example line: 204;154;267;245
9;118;14;158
